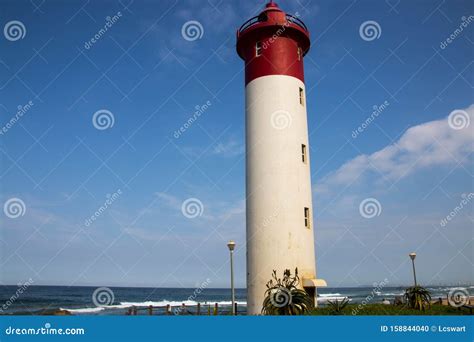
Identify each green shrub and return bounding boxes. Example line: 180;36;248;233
261;268;313;315
404;286;431;311
326;298;349;315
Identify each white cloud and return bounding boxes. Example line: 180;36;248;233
212;138;244;157
317;105;474;193
154;191;244;225
155;192;181;209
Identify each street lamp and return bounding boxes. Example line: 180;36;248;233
409;252;417;287
227;240;236;315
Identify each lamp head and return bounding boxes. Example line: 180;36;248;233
227;240;236;251
409;252;416;260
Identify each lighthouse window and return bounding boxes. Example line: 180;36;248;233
301;144;307;163
299;87;304;106
255;41;262;57
304;207;310;228
297;47;302;61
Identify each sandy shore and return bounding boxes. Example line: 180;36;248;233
431;295;474;306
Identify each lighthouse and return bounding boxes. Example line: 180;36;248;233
237;2;326;315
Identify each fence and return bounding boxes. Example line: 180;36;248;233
125;302;240;315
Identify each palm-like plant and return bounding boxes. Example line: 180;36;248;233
326;298;349;315
404;286;431;311
261;268;314;315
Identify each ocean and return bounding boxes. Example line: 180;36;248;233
0;285;472;315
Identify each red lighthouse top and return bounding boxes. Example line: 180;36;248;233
236;1;310;85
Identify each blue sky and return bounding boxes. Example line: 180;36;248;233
0;0;472;289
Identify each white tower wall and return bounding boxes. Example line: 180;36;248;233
245;75;317;315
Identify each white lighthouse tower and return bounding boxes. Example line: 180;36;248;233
237;1;326;315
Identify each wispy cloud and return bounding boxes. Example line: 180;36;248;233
212;137;244;157
316;105;474;194
155;192;182;209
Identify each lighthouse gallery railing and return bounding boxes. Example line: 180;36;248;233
238;14;308;34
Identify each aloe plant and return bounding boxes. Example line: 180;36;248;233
404;286;431;311
326;298;349;315
261;268;314;315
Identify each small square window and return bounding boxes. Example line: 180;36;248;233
299;87;304;106
304;207;311;228
301;144;307;163
255;42;262;57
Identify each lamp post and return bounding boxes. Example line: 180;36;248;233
409;252;417;287
227;240;236;315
